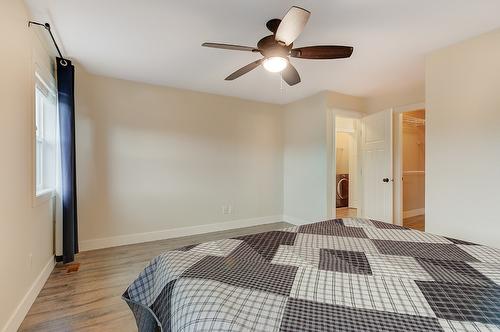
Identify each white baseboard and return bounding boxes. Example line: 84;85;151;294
2;256;55;332
80;215;283;251
282;215;312;226
403;208;425;219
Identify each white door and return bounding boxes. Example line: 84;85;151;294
360;109;393;223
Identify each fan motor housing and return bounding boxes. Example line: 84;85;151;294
257;35;292;58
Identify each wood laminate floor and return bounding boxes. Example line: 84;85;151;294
403;214;425;231
19;222;291;332
336;207;357;218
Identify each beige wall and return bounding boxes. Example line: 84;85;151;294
426;28;500;247
335;132;350;175
77;80;367;236
282;92;364;223
75;71;284;244
365;84;425;113
282;93;329;223
325;91;366;112
0;1;54;330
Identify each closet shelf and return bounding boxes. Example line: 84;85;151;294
403;170;425;175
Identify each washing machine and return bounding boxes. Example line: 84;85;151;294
336;174;349;208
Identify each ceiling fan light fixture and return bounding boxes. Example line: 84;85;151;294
202;6;353;85
263;56;288;73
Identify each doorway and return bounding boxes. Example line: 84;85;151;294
335;116;359;218
397;109;426;230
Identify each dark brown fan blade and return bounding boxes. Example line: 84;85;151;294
290;46;353;59
225;59;264;80
202;42;258;52
275;6;311;46
281;63;301;86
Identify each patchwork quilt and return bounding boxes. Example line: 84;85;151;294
123;218;500;331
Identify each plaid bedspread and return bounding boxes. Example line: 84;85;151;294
123;218;500;331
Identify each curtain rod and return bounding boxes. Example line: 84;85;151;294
28;21;67;61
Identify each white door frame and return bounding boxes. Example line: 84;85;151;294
327;108;364;219
393;102;425;226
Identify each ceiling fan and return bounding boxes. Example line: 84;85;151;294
202;6;353;86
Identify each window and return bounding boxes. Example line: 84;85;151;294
34;72;57;198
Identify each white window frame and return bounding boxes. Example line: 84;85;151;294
33;69;57;206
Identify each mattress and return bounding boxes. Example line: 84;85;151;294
123;218;500;331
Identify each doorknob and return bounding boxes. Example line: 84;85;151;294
383;178;390;183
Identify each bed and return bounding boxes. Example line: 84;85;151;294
123;218;500;331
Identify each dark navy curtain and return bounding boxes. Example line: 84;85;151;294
57;57;78;263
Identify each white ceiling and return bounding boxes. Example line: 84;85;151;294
25;0;500;104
